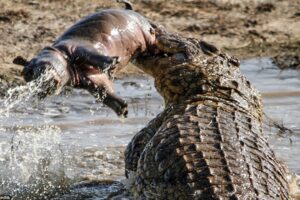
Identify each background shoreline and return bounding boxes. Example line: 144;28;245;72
0;0;299;90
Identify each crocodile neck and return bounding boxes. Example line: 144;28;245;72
153;54;263;121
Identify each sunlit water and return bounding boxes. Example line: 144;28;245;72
0;57;299;199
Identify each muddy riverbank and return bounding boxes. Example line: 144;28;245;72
0;0;299;90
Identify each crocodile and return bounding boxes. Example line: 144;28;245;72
124;30;289;199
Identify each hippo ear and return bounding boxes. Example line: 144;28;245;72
13;56;30;66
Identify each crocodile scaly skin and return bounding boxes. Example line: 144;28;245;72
125;33;289;199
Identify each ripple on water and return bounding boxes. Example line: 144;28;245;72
0;125;69;199
0;58;299;199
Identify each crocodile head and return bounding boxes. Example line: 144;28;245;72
135;31;263;118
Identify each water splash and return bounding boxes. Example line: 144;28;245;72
0;68;74;199
0;66;129;199
0;70;60;117
0;125;70;200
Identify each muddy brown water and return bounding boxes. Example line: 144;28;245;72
0;57;299;199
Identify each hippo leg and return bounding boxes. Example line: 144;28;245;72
102;91;128;117
73;46;119;73
87;87;128;118
79;72;128;117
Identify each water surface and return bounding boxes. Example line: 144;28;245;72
0;57;299;199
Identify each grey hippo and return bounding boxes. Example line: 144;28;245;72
13;2;155;117
124;28;290;199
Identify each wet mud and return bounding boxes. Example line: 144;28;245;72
0;0;299;88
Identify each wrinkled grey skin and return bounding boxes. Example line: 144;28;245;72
13;8;156;117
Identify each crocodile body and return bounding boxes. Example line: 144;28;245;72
125;33;289;199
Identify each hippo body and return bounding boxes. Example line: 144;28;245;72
54;9;155;69
15;8;156;116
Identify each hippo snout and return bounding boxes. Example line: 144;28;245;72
22;66;33;82
22;64;47;82
21;59;72;99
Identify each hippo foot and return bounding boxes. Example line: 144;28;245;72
102;95;128;118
